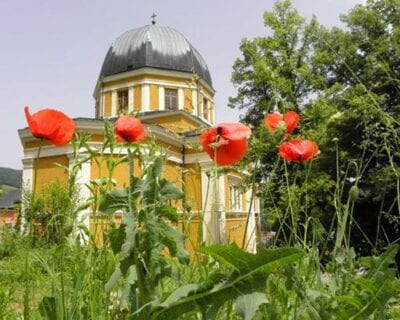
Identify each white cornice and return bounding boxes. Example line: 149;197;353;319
141;110;210;129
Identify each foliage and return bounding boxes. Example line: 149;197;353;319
101;146;189;318
311;0;400;256
230;0;400;260
151;244;303;319
22;181;79;244
229;0;322;125
0;226;29;259
37;243;118;319
257;245;400;319
2;2;400;319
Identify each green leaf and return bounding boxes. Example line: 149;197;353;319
235;292;268;320
157;206;179;223
39;296;59;320
359;244;399;280
151;245;303;319
153;157;164;179
98;188;128;214
159;180;184;200
105;267;121;293
159;220;189;264
204;243;303;274
160;284;199;307
106;225;126;254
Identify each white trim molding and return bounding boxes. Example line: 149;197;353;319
68;154;92;239
142;84;150;112
192;89;198;117
158;85;165;111
178;88;184;111
128;87;134;112
22;158;34;191
111;90;117;116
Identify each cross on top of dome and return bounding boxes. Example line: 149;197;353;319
151;12;157;25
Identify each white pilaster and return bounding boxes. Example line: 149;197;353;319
245;188;257;253
210;103;215;124
128;87;134;113
199;94;204;118
101;93;105;118
142;84;150;112
218;174;226;243
192;89;198;116
20;158;35;233
201;167;211;243
111;90;117;116
178;88;184;110
158;85;165;111
22;158;34;191
68;154;92;241
201;166;225;244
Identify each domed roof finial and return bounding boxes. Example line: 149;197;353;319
151;12;157;25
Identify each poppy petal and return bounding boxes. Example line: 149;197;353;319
24;107;75;146
279;139;319;162
283;111;300;135
264;113;283;132
217;123;252;140
114;115;147;143
200;122;251;166
215;138;248;166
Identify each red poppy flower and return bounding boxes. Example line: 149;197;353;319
264;111;300;135
200;123;251;166
279;139;320;162
114;115;147;143
24;106;76;146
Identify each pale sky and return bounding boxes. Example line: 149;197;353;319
0;0;364;169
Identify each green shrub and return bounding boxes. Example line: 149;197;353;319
0;227;28;259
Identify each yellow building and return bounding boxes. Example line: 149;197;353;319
18;23;259;252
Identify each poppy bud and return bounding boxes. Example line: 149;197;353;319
114;115;147;143
349;185;359;202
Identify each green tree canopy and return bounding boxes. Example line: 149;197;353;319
230;0;400;257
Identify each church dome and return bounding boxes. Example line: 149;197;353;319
99;25;213;88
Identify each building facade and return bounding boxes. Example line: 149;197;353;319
18;24;259;252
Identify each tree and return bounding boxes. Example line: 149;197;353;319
230;0;400;257
310;0;400;255
229;0;322;126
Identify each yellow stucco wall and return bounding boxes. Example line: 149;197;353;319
150;84;159;111
184;163;202;212
149;114;200;133
104;92;112;117
184;88;193;113
90;155;141;188
134;86;142;111
224;175;230;211
225;215;247;247
25;140;52;148
177;217;202;259
162;160;182;208
34;155;69;193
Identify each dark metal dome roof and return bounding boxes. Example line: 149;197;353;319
99;25;213;88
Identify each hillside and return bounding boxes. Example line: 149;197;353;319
0;167;22;188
